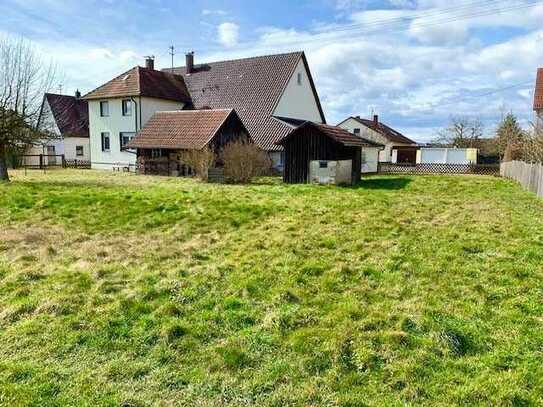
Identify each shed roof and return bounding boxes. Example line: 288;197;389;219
41;93;89;138
83;66;191;103
126;109;243;150
277;122;384;148
534;68;543;111
165;51;325;151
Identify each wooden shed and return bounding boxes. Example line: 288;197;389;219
126;108;249;176
276;122;381;184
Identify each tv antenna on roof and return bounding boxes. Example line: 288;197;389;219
58;84;63;94
168;45;175;74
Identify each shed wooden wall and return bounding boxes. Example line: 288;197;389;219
283;126;361;184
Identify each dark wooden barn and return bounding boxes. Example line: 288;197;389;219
127;108;249;176
276;122;381;184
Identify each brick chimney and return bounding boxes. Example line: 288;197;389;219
373;114;379;125
145;56;155;70
75;89;81;99
186;51;194;74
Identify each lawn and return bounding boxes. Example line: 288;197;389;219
1;170;543;406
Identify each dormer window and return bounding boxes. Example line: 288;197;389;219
100;101;109;117
122;99;132;116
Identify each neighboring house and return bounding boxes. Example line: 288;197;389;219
83;58;191;170
166;51;326;169
29;91;89;166
276;122;381;184
338;115;418;164
534;68;543;130
126;109;249;176
417;148;478;164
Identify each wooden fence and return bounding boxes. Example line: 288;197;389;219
500;161;543;198
379;163;500;175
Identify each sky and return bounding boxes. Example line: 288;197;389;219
1;0;542;142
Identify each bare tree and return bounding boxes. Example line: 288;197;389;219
434;115;484;148
179;147;216;181
221;139;271;183
0;36;59;181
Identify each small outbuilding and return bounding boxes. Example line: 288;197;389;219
276;121;383;184
127;108;249;176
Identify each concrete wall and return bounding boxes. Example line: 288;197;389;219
361;147;380;173
309;160;352;185
273;59;323;123
89;96;184;170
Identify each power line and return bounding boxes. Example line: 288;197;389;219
170;0;542;54
427;80;534;109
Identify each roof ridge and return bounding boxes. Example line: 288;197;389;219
169;51;304;70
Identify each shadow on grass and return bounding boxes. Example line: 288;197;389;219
353;177;412;190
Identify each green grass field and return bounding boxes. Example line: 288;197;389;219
1;170;543;406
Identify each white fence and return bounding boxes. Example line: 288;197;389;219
500;160;543;198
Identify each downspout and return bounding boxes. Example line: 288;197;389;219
127;97;139;156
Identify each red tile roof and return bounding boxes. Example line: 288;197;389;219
534;68;543;111
83;66;191;103
41;93;89;138
126;109;241;150
165;52;326;151
277;122;384;148
342;116;417;145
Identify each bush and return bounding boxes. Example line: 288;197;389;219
221;139;271;183
179;148;215;181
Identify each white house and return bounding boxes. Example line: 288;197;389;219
338;115;418;165
167;51;326;169
30;92;89;166
83;58;191;170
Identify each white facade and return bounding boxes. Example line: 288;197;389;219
338;118;399;162
89;97;185;170
417;148;477;164
30;98;90;165
273;59;323;123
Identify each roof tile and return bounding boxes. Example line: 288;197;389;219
43;93;89;138
127;109;238;150
165;52;325;151
83;67;191;103
346;117;417;145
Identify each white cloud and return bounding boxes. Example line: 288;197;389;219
218;22;240;48
202;9;227;16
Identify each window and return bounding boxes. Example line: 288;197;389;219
122;99;132;116
100;101;109;117
297;72;302;85
361;151;367;165
319;161;328;169
76;146;84;157
120;132;136;151
151;149;162;159
101;132;110;152
353;128;361;136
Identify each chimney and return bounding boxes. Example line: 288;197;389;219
186;51;194;74
373;114;379;125
75;89;81;99
145;56;155;70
